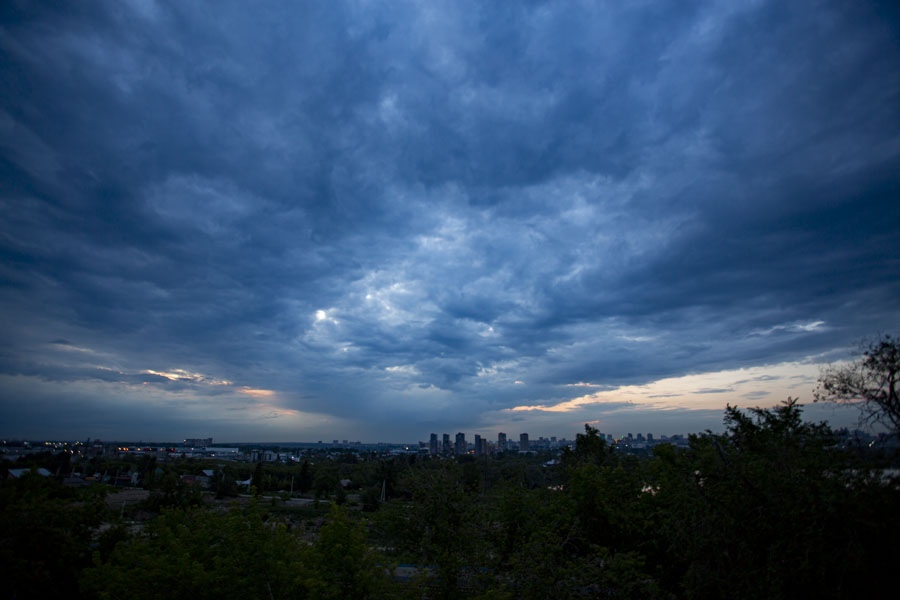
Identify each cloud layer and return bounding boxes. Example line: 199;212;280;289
2;0;899;441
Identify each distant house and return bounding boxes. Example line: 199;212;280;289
180;469;218;489
7;467;52;479
197;469;216;489
63;474;89;487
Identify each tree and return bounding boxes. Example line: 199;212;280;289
561;424;612;467
1;474;107;599
297;459;313;494
144;468;204;511
815;333;900;436
313;462;340;503
252;461;265;497
305;504;388;600
650;399;897;599
375;462;487;599
82;500;308;600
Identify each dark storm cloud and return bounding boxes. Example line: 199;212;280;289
1;0;899;441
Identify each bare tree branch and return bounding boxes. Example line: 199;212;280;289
815;334;900;436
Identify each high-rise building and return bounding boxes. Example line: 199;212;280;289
474;434;482;455
455;432;466;455
429;433;438;455
498;432;507;452
442;433;451;455
519;432;530;452
479;437;488;455
183;438;212;447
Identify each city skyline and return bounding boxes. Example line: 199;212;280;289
2;1;899;443
0;406;867;447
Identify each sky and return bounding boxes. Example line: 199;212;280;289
1;0;899;444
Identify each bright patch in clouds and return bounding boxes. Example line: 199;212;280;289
314;309;338;324
143;369;232;386
511;362;820;415
239;387;277;398
386;365;420;375
752;321;827;337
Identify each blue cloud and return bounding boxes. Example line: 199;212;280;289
1;0;899;441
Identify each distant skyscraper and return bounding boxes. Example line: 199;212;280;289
474;434;482;455
442;433;451;455
519;432;529;452
498;432;507;452
429;433;438;455
455;432;466;455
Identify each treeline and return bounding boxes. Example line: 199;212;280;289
370;399;898;598
2;399;898;599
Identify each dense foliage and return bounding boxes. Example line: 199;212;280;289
2;399;897;599
0;472;107;598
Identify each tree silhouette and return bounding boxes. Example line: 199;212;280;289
816;333;900;436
